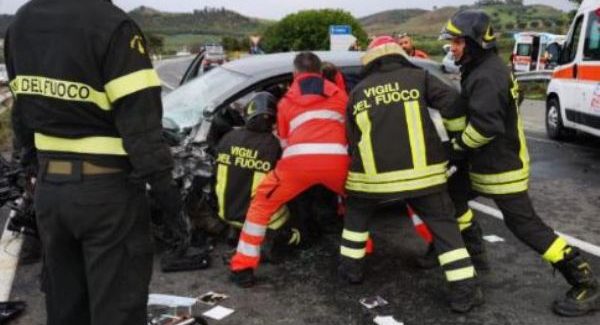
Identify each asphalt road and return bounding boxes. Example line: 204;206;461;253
2;58;600;325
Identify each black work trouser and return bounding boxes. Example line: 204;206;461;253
342;191;475;283
449;166;559;257
35;162;153;325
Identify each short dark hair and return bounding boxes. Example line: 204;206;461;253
294;52;322;73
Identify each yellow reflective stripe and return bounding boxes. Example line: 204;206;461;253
348;162;447;184
457;209;474;231
471;178;528;195
267;207;290;230
446;20;463;35
470;168;529;185
342;229;369;243
517;114;531;179
104;69;161;103
405;101;427;168
215;164;228;218
251;171;266;197
361;42;406;66
543;237;568;263
446;266;476;282
34;133;126;156
340;246;366;259
461;123;494;149
442;116;467;132
10;76;111;110
356;111;377;175
346;173;447;193
438;248;470;266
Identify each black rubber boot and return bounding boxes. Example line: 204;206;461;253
338;258;364;285
462;221;490;272
0;301;26;324
415;244;439;269
448;278;485;313
230;268;256;288
553;248;600;317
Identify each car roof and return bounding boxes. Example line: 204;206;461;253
222;51;364;77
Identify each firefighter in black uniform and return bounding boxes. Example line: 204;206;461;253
440;10;600;316
6;0;186;324
338;36;483;313
215;92;300;250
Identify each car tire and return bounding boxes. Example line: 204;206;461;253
546;97;573;140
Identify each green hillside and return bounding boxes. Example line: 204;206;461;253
361;3;570;37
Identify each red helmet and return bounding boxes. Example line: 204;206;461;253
363;35;407;66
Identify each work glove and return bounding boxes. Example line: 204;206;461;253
230;268;256;288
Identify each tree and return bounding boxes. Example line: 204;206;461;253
529;21;540;29
261;9;368;53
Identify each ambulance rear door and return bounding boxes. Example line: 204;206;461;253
578;8;600;135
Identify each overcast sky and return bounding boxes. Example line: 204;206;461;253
0;0;577;18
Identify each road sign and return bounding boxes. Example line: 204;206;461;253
330;25;356;51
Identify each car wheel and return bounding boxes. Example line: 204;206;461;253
546;97;573;140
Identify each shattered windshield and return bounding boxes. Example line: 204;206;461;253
162;67;249;130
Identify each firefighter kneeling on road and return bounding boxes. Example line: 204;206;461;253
229;52;350;287
339;36;484;313
215;92;304;260
439;10;600;316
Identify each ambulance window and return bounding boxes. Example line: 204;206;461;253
562;15;584;63
516;44;532;56
584;12;600;60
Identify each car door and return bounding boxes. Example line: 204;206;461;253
556;14;585;128
179;50;206;86
578;9;600;135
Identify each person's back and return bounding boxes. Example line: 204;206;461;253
276;55;349;170
6;1;183;324
215;127;283;226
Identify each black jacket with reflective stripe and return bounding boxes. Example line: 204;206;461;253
346;59;462;199
6;0;173;189
457;52;530;195
215;128;282;225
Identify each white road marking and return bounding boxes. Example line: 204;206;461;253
469;201;600;258
0;207;24;301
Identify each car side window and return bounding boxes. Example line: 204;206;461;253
339;66;363;93
584;12;600;61
226;77;293;120
562;15;584;64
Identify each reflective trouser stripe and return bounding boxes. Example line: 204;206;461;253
457;209;474;231
438;248;470;266
347;162;447;183
446;266;476;282
282;143;348;158
242;221;267;238
289;109;345;133
34;133;127;156
237;240;261;257
104;69;162;103
410;213;424;226
216;164;228;218
404;100;427;168
340;246;366;259
288;228;301;245
356;111;377;175
443;116;467;132
267;207;289;230
543;237;568;263
471;178;529;195
342;229;369;242
10;75;112;110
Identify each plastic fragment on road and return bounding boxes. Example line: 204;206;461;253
202;305;235;320
483;235;505;243
373;315;403;325
359;296;388;309
148;293;198;324
198;291;229;306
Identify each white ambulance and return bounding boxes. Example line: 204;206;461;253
512;32;565;73
546;0;600;139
